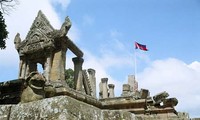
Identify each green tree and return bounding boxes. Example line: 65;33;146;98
0;0;18;49
65;68;75;89
0;11;8;49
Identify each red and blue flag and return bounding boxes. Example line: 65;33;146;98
135;42;148;51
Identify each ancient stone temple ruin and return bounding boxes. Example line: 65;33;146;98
0;11;194;120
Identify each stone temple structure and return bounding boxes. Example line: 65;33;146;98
0;11;196;119
14;10;83;82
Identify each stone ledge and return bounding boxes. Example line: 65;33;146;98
0;96;136;120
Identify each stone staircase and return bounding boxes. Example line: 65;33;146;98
82;69;92;95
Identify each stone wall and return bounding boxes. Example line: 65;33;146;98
0;96;136;120
0;95;192;120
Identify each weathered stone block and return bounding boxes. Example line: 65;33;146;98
8;96;136;120
139;89;149;99
0;105;11;120
102;110;136;120
153;91;169;104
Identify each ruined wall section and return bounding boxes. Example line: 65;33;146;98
0;96;136;120
0;95;192;120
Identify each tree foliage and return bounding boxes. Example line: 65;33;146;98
65;68;75;89
0;0;18;49
0;11;8;49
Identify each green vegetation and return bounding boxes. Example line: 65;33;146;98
0;11;8;49
0;0;18;49
65;68;75;89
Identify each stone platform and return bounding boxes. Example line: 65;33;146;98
0;96;136;120
0;95;191;120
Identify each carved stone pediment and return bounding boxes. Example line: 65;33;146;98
14;10;83;83
21;10;55;54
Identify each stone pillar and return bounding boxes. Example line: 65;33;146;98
50;44;67;81
128;75;138;94
121;84;130;97
18;59;23;78
25;61;37;79
99;82;103;99
25;63;29;79
140;89;149;99
72;57;84;90
44;54;52;81
20;59;27;79
76;70;83;91
101;78;108;98
108;84;115;98
88;68;96;98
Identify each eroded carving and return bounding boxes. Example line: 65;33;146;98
20;71;46;103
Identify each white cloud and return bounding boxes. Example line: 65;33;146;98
108;30;125;51
138;58;200;117
98;53;133;69
82;50;126;96
188;61;200;72
50;0;71;10
68;24;81;42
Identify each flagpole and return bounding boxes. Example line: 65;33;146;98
134;41;148;82
134;46;137;80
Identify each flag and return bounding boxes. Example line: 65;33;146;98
135;42;148;51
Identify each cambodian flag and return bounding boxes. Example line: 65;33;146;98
135;42;148;51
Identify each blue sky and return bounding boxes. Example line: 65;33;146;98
1;0;200;118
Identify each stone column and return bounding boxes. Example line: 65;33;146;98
25;64;29;79
108;84;115;98
50;42;67;81
140;89;149;99
101;78;108;98
19;58;27;79
18;58;23;79
99;82;103;99
72;57;84;90
76;70;83;91
88;68;96;98
128;75;138;94
121;84;130;97
25;61;37;79
44;54;52;81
